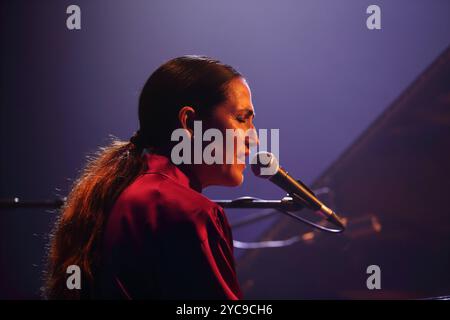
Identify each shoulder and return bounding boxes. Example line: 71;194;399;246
110;172;226;239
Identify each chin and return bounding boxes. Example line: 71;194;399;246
211;165;245;187
225;168;244;187
229;174;244;187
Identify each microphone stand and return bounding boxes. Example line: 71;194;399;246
0;196;301;210
0;196;345;233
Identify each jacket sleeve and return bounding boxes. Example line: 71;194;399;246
153;206;242;300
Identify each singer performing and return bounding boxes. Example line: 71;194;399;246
45;56;256;300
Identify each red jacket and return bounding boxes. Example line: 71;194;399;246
94;152;242;299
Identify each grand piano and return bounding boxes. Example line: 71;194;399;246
236;46;450;299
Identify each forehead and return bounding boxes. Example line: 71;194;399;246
224;77;253;109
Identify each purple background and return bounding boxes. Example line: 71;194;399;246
1;0;450;298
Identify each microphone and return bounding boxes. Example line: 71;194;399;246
251;151;346;229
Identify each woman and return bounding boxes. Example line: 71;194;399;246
45;55;258;299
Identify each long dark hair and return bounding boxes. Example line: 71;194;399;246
45;56;242;299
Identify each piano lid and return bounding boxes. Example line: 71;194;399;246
237;45;450;299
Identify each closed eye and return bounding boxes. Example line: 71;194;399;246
236;108;255;123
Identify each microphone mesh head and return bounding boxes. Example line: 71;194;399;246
250;151;279;178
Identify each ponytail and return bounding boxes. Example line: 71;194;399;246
45;139;146;299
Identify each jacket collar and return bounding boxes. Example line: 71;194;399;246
143;150;202;192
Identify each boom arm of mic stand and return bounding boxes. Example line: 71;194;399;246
0;196;303;210
216;196;344;233
214;196;304;211
0;196;344;232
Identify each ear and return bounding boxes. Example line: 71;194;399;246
178;106;196;137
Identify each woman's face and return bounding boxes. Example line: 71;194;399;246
194;77;258;188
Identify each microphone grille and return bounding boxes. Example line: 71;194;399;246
250;151;279;178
